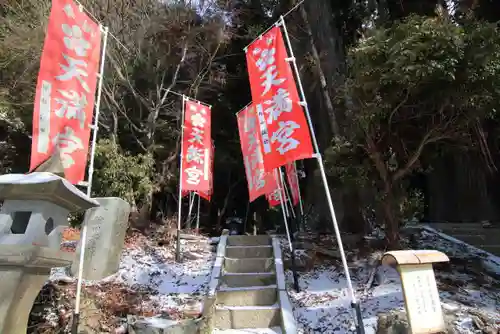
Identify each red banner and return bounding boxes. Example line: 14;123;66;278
285;162;300;206
181;99;211;192
182;189;211;201
246;26;314;172
265;170;285;207
266;190;280;207
182;141;213;201
237;104;278;202
198;142;214;201
29;0;101;184
198;191;211;201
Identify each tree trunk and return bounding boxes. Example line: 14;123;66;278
300;0;346;147
367;135;402;246
297;3;339;135
292;0;348;233
382;183;400;249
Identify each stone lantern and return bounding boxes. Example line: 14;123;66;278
0;172;99;334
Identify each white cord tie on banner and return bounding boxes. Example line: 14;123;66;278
299;101;307;107
285;57;295;62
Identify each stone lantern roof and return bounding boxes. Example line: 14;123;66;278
0;172;99;212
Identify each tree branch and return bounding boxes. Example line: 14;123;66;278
190;40;222;97
365;130;390;185
146;39;189;149
388;88;410;129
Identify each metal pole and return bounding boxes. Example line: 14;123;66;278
195;193;201;232
187;192;193;216
280;16;364;334
176;95;186;262
277;169;300;292
243;200;250;235
281;179;290;218
85;31;107;197
281;168;296;219
281;167;298;237
293;162;304;232
186;191;195;228
72;25;108;334
294;162;304;217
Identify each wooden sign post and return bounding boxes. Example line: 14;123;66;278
382;250;449;334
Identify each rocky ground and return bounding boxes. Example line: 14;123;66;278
280;227;500;334
28;225;215;333
27;224;500;333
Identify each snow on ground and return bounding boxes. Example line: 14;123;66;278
111;236;214;315
282;228;500;333
419;226;500;278
45;227;214;329
213;327;282;333
285;257;402;333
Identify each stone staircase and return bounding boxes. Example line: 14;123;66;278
205;235;297;333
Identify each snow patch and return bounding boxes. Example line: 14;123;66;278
213;327;283;333
283;228;500;333
49;231;215;321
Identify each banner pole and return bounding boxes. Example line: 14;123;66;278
281;169;296;219
243;200;250;234
281;168;298;238
195;193;201;232
277;169;300;292
281;173;290;219
294;162;305;232
72;25;109;334
176;95;186;262
279;16;365;334
85;27;108;198
186;191;195;228
293;162;304;216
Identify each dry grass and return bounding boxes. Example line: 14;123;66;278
29;222;210;332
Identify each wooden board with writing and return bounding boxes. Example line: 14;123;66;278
399;263;446;334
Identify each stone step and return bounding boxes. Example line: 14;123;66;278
224;257;274;273
221;272;276;288
213;305;281;329
217;285;277;306
227;235;272;246
225;245;273;258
